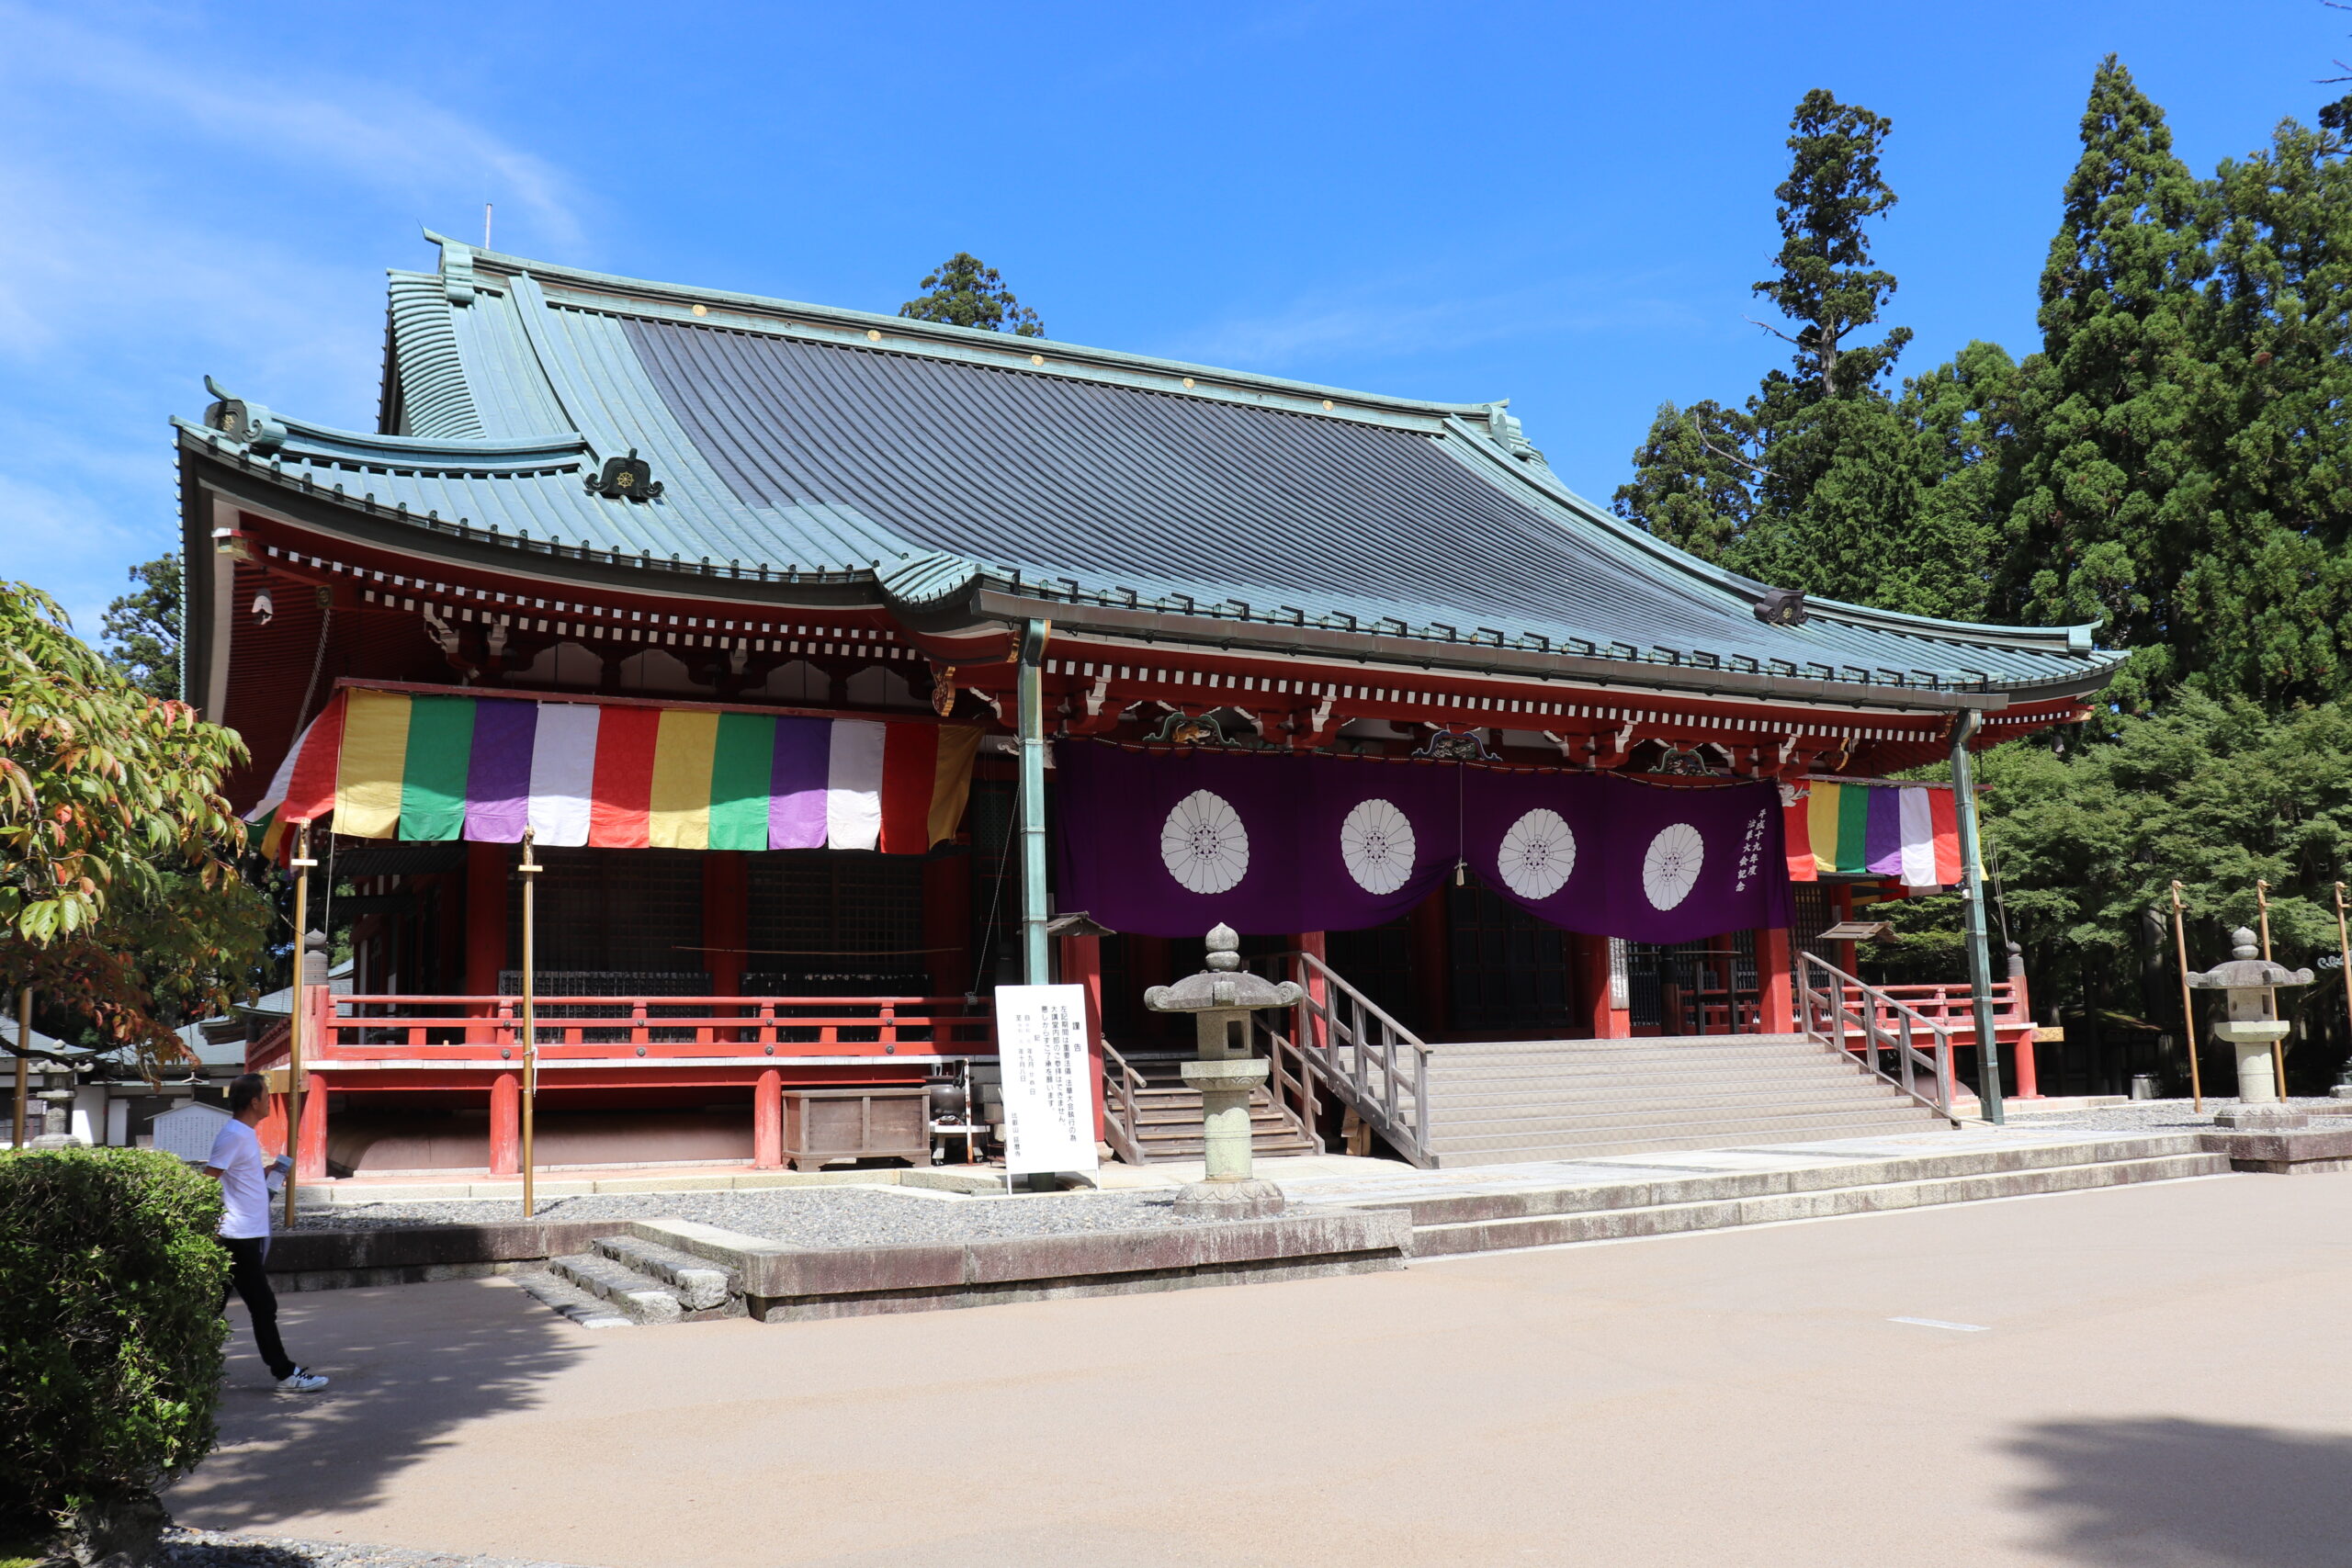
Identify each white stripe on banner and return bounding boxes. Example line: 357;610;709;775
244;713;314;822
527;702;602;848
826;718;887;851
1898;786;1937;889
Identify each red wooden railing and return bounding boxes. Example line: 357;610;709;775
252;991;995;1066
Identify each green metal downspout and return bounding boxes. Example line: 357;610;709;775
1950;709;2004;1124
1018;619;1051;986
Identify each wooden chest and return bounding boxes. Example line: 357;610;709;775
779;1087;932;1172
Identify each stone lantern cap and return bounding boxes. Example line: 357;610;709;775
2185;929;2313;991
1145;924;1304;1013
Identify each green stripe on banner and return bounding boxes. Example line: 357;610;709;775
708;710;776;852
1835;781;1871;874
400;694;476;840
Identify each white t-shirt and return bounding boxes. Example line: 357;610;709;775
207;1118;271;1240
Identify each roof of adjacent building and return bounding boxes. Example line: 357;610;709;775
175;233;2121;699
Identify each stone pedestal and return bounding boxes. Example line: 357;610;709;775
2217;1021;2289;1104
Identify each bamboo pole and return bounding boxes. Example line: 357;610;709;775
2171;881;2204;1113
12;987;30;1149
519;828;540;1220
284;822;315;1228
2256;879;2288;1100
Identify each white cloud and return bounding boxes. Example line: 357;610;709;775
0;3;592;639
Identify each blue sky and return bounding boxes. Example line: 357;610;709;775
7;0;2347;639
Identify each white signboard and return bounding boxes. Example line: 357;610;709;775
994;983;1100;1177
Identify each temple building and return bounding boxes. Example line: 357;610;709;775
179;233;2117;1177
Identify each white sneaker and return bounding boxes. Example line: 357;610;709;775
277;1367;329;1393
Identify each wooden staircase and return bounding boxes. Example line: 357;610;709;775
1102;1049;1320;1165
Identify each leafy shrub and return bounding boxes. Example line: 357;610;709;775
0;1148;227;1534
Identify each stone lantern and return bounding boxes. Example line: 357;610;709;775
2186;928;2312;1111
1145;925;1303;1218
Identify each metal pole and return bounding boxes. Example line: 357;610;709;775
2256;878;2289;1100
519;829;540;1220
12;987;29;1149
2172;881;2203;1113
1949;711;2003;1124
2336;884;2352;1086
1017;619;1051;986
284;822;315;1228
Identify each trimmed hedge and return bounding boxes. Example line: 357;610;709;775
0;1147;228;1532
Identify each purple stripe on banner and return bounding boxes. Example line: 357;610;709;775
1863;785;1904;875
464;699;538;842
769;716;831;849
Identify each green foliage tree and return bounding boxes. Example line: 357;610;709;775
1;583;262;1067
899;253;1045;337
1997;56;2215;707
0;1148;227;1552
1611;400;1756;562
99;555;180;702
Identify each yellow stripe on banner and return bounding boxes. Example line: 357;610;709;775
926;725;984;847
1806;781;1841;877
647;708;719;849
336;690;413;839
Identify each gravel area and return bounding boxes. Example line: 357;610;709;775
160;1528;593;1568
2001;1096;2352;1133
288;1185;1219;1246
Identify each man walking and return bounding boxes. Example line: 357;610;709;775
206;1073;329;1393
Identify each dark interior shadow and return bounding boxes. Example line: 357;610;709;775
166;1278;584;1532
2009;1416;2352;1567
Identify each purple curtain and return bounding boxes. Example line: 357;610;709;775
1054;743;1790;943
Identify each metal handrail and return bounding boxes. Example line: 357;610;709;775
1097;1037;1149;1167
1796;953;1958;1120
1256;949;1437;1168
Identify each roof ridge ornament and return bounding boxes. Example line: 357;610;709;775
201;376;285;453
1754;586;1808;626
584;447;662;502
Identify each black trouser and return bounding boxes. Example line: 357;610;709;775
219;1235;295;1381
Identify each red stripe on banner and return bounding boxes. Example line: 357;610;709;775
1782;786;1816;883
588;705;662;848
877;722;938;854
283;691;349;824
1929;788;1962;885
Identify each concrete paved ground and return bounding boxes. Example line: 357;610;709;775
175;1171;2352;1568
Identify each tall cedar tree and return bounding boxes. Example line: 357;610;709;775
100;555;180;701
2188;100;2352;703
1727;92;2006;619
899;253;1045;337
1611;400;1757;562
1998;57;2213;708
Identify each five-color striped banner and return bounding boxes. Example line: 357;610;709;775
1782;779;1961;887
250;687;981;854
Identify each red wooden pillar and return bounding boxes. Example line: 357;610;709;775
2007;944;2042;1099
489;1071;521;1175
1057;931;1107;1140
1758;926;1795;1033
703;852;747;996
295;1071;329;1179
1409;890;1450;1038
1576;934;1632;1039
256;1096;288;1159
1297;931;1329;1051
753;1068;783;1168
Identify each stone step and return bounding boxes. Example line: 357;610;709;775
1406;1152;2232;1256
1387;1134;2203;1226
548;1251;688;1324
592;1234;738;1314
508;1267;635;1329
1419;1052;1878;1083
1424;1118;1955;1167
1422;1095;1926;1142
1426;1107;1938;1158
1425;1075;1906;1116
